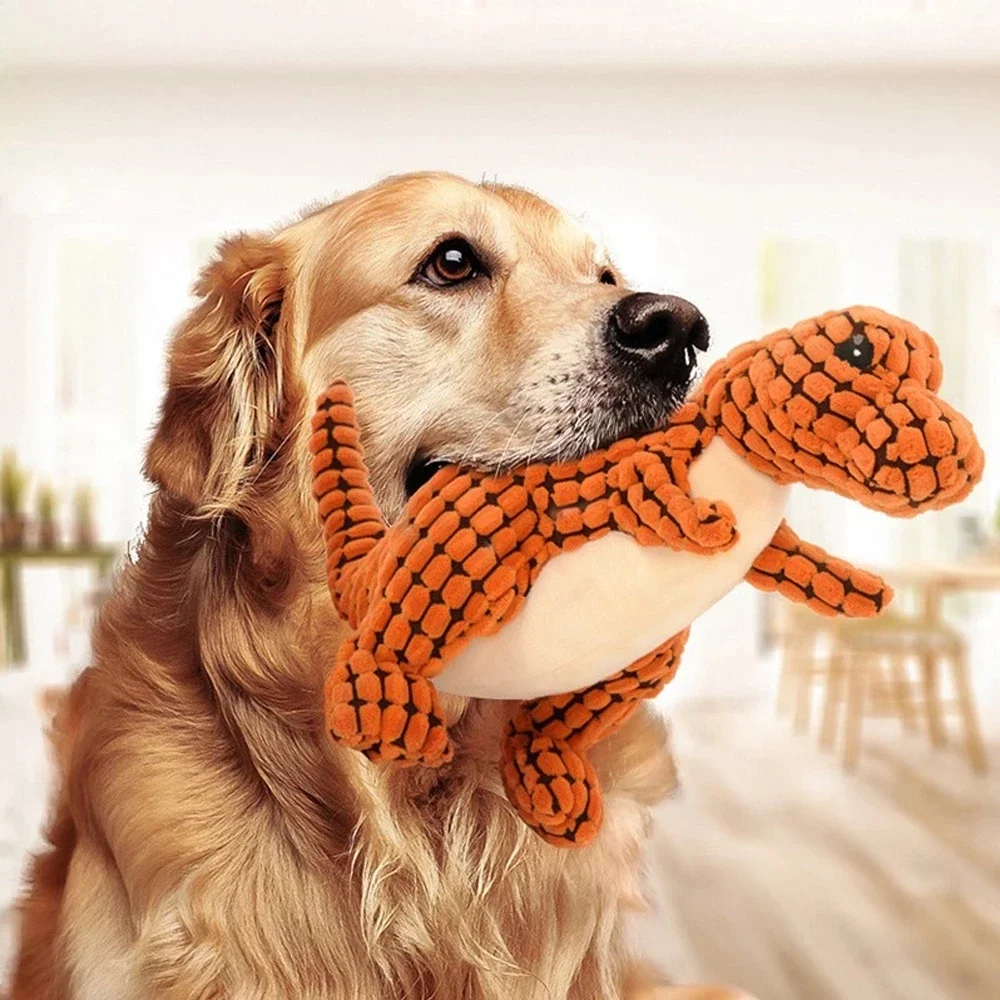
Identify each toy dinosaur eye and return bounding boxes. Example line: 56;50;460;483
835;331;875;370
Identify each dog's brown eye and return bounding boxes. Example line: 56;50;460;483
420;239;483;287
599;269;617;286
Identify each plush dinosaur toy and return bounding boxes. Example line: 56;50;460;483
310;307;983;847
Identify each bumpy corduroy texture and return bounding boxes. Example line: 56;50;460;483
699;307;981;514
311;306;983;847
310;389;736;845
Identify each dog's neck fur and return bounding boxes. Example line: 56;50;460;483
78;478;671;997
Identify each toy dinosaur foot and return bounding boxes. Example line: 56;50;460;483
500;733;603;847
670;493;739;552
610;452;737;552
325;651;453;767
626;485;738;553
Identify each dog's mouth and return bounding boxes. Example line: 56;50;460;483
401;300;708;500
403;367;698;500
405;457;453;497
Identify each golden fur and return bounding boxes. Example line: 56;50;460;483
7;173;753;1000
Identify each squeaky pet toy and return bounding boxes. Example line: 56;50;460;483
310;307;983;847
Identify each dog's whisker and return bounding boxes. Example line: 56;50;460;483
523;426;545;468
453;404;518;468
493;411;530;478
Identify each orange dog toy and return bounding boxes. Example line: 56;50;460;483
310;307;983;847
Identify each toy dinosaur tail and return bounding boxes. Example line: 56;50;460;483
310;381;387;604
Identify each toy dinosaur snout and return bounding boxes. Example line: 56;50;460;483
707;307;983;519
835;383;984;515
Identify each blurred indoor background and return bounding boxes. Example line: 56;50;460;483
2;3;1000;998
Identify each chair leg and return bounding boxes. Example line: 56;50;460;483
777;636;806;717
819;654;845;751
890;655;918;734
792;652;813;735
947;643;988;774
842;654;866;771
776;642;794;716
921;652;948;747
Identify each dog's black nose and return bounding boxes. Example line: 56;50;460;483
607;293;710;368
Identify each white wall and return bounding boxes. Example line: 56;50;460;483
5;70;1000;225
2;69;998;697
7;1;1000;72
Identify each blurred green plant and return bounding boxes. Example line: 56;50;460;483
1;450;29;518
73;483;94;523
73;483;96;548
36;480;60;548
36;481;57;523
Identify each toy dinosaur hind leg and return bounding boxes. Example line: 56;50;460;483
312;381;453;765
326;631;453;766
746;520;893;618
501;629;689;847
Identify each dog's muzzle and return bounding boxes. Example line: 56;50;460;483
606;292;710;382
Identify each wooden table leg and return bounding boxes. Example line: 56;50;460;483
1;556;26;666
0;557;7;668
890;656;918;733
919;583;944;624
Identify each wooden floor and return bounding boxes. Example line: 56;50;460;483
4;689;998;998
637;701;1000;1000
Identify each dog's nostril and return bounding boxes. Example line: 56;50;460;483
609;293;709;360
684;312;711;352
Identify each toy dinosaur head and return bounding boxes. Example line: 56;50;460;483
700;306;983;516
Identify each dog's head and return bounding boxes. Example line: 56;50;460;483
146;172;709;541
704;306;983;515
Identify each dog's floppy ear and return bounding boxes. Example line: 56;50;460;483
145;233;290;512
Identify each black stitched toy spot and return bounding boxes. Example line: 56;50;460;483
835;330;875;370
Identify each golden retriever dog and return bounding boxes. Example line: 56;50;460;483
7;172;753;1000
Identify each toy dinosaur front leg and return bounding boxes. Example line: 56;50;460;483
610;451;738;553
310;382;389;622
746;520;893;618
501;629;689;847
325;630;453;766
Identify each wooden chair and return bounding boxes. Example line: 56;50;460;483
772;601;988;774
773;602;835;734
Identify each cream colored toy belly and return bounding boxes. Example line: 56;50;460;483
435;438;791;700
